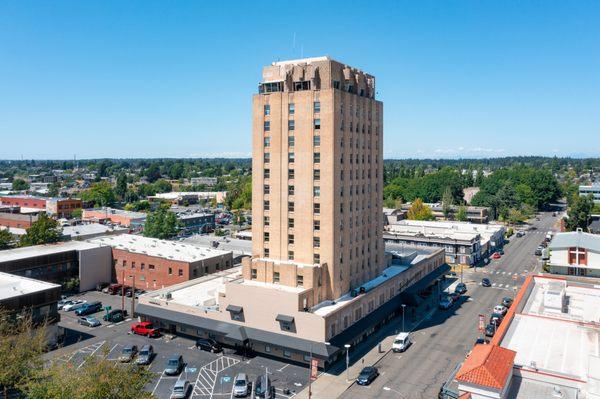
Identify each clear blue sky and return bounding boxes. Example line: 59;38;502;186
1;1;599;159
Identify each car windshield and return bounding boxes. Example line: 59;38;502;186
394;339;404;344
123;348;132;354
173;387;184;393
168;359;179;366
140;350;149;356
235;380;246;386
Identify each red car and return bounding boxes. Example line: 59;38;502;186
131;321;160;337
492;252;501;260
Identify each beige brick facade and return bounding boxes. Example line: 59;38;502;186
246;56;384;302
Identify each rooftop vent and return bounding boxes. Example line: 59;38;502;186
552;386;564;398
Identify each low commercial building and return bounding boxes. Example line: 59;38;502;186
384;220;505;265
399;203;490;224
190;177;218;187
547;229;600;277
0;272;62;346
61;223;128;241
82;207;146;228
173;211;215;235
455;274;600;399
0;212;38;229
148;191;228;205
579;182;600;204
134;246;447;367
0;195;82;218
88;234;234;290
0;241;112;292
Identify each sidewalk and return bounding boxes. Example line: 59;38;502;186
294;288;444;399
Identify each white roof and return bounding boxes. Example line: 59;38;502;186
62;223;128;238
501;275;600;382
0;240;100;263
272;56;330;66
0;271;60;301
87;234;231;263
386;220;504;241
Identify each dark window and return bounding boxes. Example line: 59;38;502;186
264;104;270;115
314;119;321;129
264;121;270;131
289;103;295;114
314;101;321;113
288;120;295;130
293;81;311;91
313;135;321;146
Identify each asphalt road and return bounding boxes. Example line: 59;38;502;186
342;212;558;399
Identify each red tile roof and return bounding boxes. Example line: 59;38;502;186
455;344;516;389
458;394;472;399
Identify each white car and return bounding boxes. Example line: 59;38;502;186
62;300;87;311
493;305;507;315
392;332;412;352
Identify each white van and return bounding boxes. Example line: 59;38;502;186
392;332;412;352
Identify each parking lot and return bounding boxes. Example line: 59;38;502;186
51;290;309;398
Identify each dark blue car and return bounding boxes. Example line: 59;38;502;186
75;301;102;316
481;278;492;287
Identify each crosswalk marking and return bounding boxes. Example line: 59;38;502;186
192;355;240;397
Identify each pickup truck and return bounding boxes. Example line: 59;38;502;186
131;321;160;337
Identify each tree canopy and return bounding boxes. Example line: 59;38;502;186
407;198;435;221
80;181;116;207
20;213;62;247
566;194;594;231
143;205;180;239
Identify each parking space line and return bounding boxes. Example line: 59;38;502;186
191;356;240;399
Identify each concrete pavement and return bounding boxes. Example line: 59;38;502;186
296;212;558;399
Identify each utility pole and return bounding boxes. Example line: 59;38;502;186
131;275;136;318
121;269;125;312
401;304;406;332
344;344;351;383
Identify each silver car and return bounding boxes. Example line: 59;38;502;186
136;345;154;365
170;379;190;399
232;373;249;397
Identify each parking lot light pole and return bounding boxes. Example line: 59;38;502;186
401;304;406;332
344;344;351;382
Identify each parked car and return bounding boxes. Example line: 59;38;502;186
535;247;543;256
103;309;128;323
106;283;123;295
516;231;525;237
136;344;154;365
502;297;513;308
254;374;273;399
450;292;460;302
392;332;412;353
62;300;87;311
58;299;74;310
119;345;138;363
125;287;134;297
439;297;453;310
454;283;467;294
196;338;222;353
356;366;379;386
492;252;501;260
485;324;496;337
490;313;504;326
481;278;492;287
170;379;190;399
164;354;184;376
499;249;505;255
131;321;160;337
475;337;489;345
232;373;250;397
78;316;101;327
75;301;102;316
96;282;109;291
493;305;508;315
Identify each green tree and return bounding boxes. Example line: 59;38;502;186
47;183;60;197
81;181;116;207
145;163;161;183
442;186;454;219
12;178;29;191
70;208;83;219
456;205;468;221
407;198;435;221
20;213;62;247
0;229;14;250
143;206;180;239
169;162;184;179
566;194;594;231
115;173;128;200
152;179;172;194
0;308;47;399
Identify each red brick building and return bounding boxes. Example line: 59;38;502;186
88;234;234;290
0;213;38;229
0;196;82;218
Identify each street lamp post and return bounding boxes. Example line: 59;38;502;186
401;304;406;332
344;344;351;383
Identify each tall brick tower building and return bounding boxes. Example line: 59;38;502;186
245;56;384;305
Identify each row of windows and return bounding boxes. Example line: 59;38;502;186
264;102;320;116
262;185;321;197
262;216;320;231
263;200;321;214
264;119;320;132
250;268;306;287
263;135;321;148
264;152;321;164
